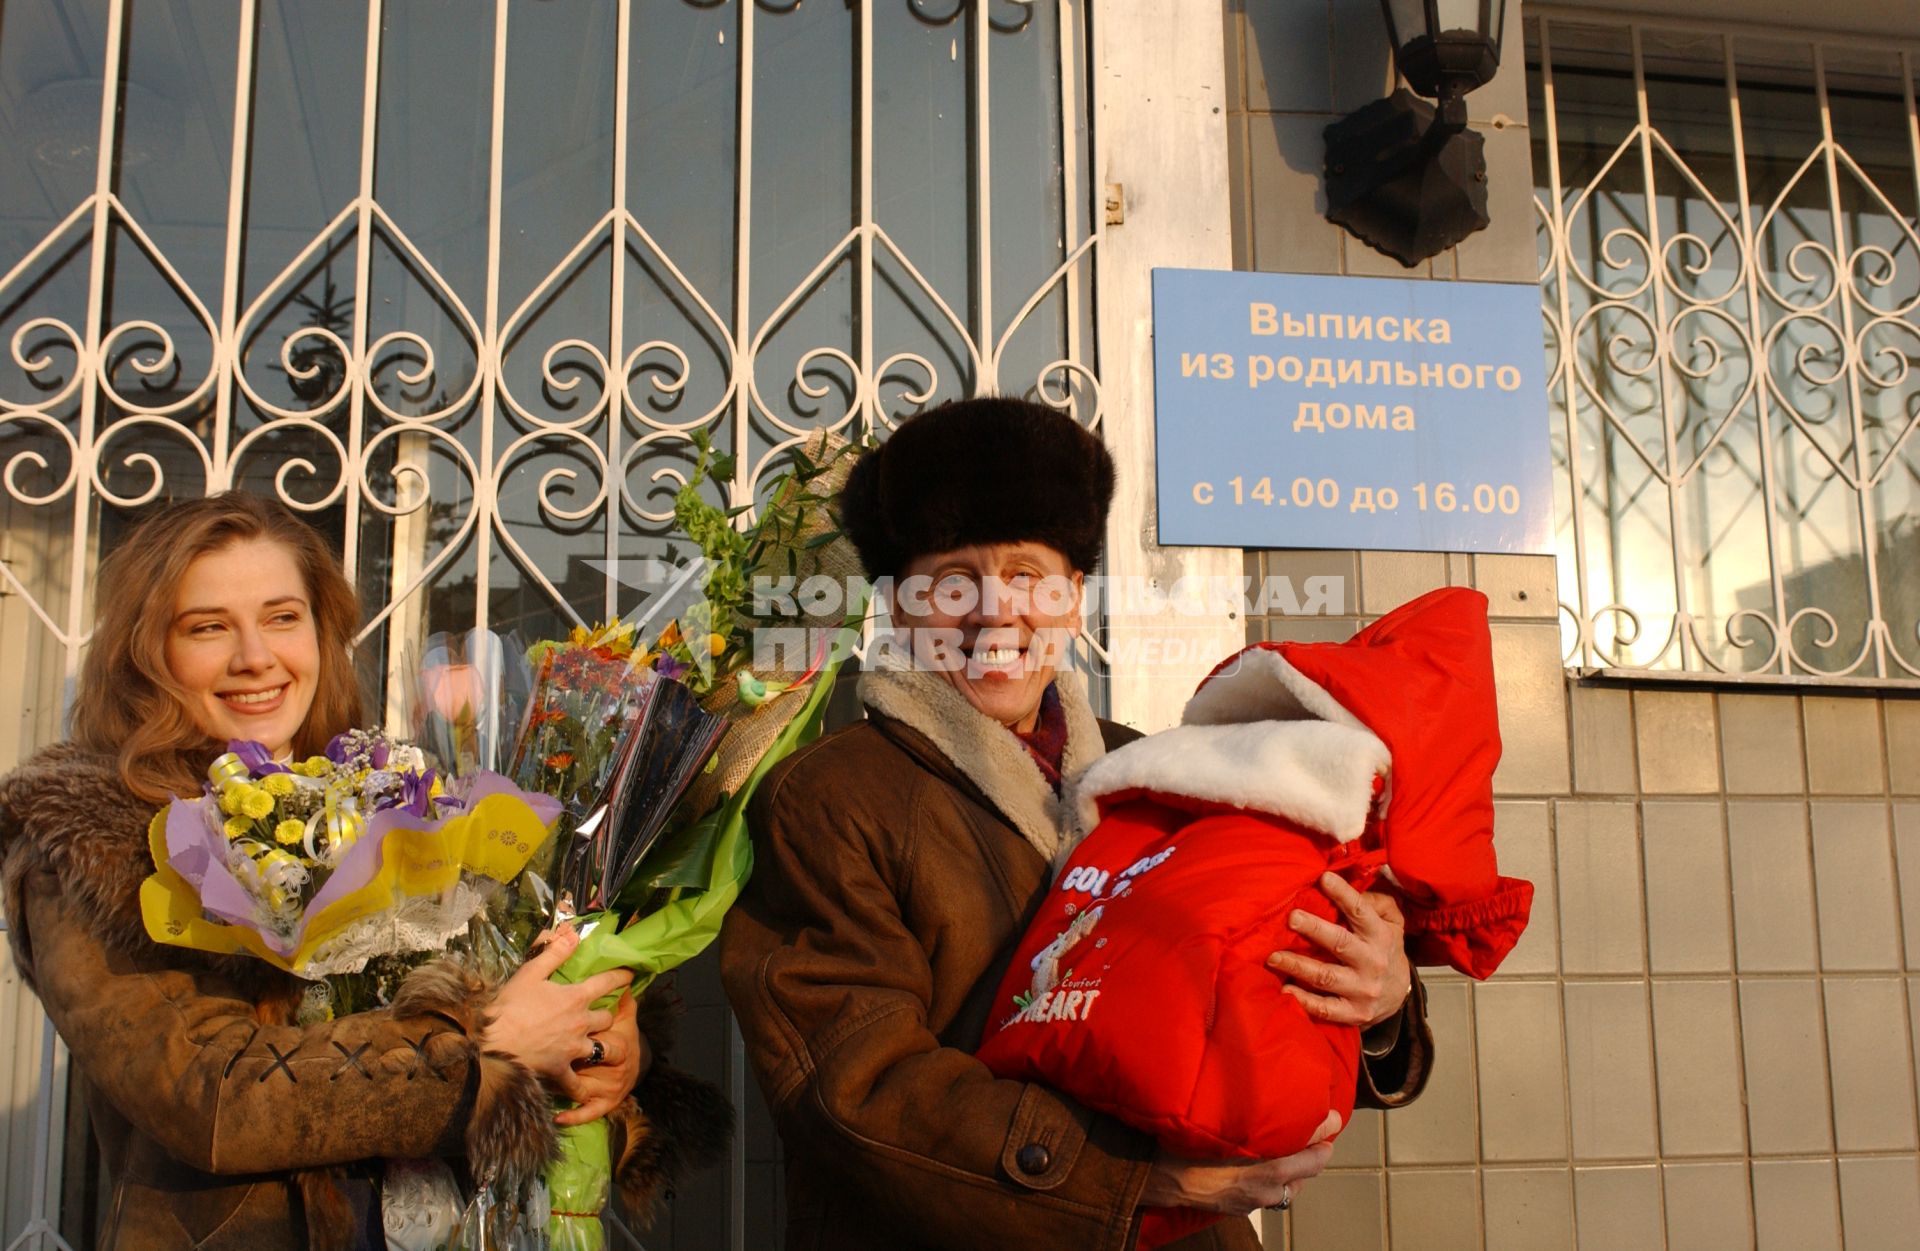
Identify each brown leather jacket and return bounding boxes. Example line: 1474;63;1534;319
720;670;1432;1251
0;745;731;1250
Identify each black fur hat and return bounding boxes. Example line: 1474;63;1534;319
838;397;1115;579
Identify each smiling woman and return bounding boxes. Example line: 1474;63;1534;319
164;541;323;762
69;493;363;803
0;491;696;1250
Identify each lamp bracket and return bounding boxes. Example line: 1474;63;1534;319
1323;88;1490;268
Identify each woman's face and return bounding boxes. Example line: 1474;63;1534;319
891;541;1083;733
163;537;322;759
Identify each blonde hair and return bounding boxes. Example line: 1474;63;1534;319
71;492;364;801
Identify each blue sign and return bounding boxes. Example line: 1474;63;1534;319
1152;268;1553;554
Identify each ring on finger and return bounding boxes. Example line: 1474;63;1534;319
585;1038;606;1067
1264;1184;1292;1212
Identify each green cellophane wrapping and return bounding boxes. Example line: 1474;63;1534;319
540;637;848;1246
544;1119;611;1251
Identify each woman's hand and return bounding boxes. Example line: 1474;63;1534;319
1140;1110;1342;1213
554;989;653;1125
1267;871;1411;1029
482;926;635;1083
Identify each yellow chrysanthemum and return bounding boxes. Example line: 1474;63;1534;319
262;773;296;797
292;757;329;777
240;787;277;820
218;785;246;816
223;815;254;840
274;819;306;846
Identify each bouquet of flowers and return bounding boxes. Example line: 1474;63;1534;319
483;430;868;1251
139;732;562;996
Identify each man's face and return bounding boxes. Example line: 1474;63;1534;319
890;542;1084;734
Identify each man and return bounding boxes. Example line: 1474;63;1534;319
719;397;1431;1250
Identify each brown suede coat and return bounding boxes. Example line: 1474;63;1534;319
720;670;1432;1251
0;744;732;1251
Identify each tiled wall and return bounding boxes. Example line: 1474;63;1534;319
1245;548;1920;1250
1226;2;1920;1246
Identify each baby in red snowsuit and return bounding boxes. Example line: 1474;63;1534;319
976;587;1532;1246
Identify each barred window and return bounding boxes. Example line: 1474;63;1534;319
1530;13;1920;684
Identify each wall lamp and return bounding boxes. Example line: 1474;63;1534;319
1324;0;1506;266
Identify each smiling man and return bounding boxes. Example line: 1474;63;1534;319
719;398;1432;1251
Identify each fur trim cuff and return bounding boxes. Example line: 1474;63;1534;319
389;959;557;1190
609;1064;735;1225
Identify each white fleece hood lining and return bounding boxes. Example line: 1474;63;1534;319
1069;720;1388;845
1062;644;1391;852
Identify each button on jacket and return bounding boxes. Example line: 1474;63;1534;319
720;667;1432;1251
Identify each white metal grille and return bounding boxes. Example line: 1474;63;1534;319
1530;7;1920;684
0;1;1099;1246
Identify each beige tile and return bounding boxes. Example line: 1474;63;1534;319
1837;1156;1920;1251
1481;1168;1574;1251
1893;803;1920;967
1564;981;1659;1159
1263;616;1362;645
1358;551;1448;616
1386;981;1477;1165
1492;801;1556;976
1719;691;1806;795
1386;1169;1479;1251
1221;0;1246;110
1343;230;1433;278
1472;554;1557;620
1329;1106;1382;1169
1663;1161;1754;1251
1490;623;1572;796
1642;801;1733;974
1750;1159;1841;1251
1887;701;1920;795
1287;1169;1384;1251
1636;690;1721;794
1247;114;1343;276
1240;0;1333;113
1475;981;1570;1162
1727;801;1819;973
1650;979;1747;1156
1569;683;1636;796
1823;977;1918;1152
1810;802;1901;971
1554;801;1645;975
1256;549;1359;616
1453;124;1541;285
1738;978;1834;1154
1571;1165;1665;1251
1329;0;1397;115
1804;695;1885;795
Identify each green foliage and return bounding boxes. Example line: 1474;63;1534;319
660;431;861;693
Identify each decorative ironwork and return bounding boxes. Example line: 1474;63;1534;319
1531;8;1920;684
0;1;1099;1246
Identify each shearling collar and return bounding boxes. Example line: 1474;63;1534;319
0;744;174;990
857;666;1107;864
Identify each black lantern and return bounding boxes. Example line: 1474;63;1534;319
1324;0;1507;266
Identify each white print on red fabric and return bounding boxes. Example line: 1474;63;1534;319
1006;846;1183;1028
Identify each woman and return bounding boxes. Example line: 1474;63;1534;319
0;492;730;1250
719;398;1432;1250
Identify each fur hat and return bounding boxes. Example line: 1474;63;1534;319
838;397;1115;578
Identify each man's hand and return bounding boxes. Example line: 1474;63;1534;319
1266;872;1411;1029
1140;1110;1343;1213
